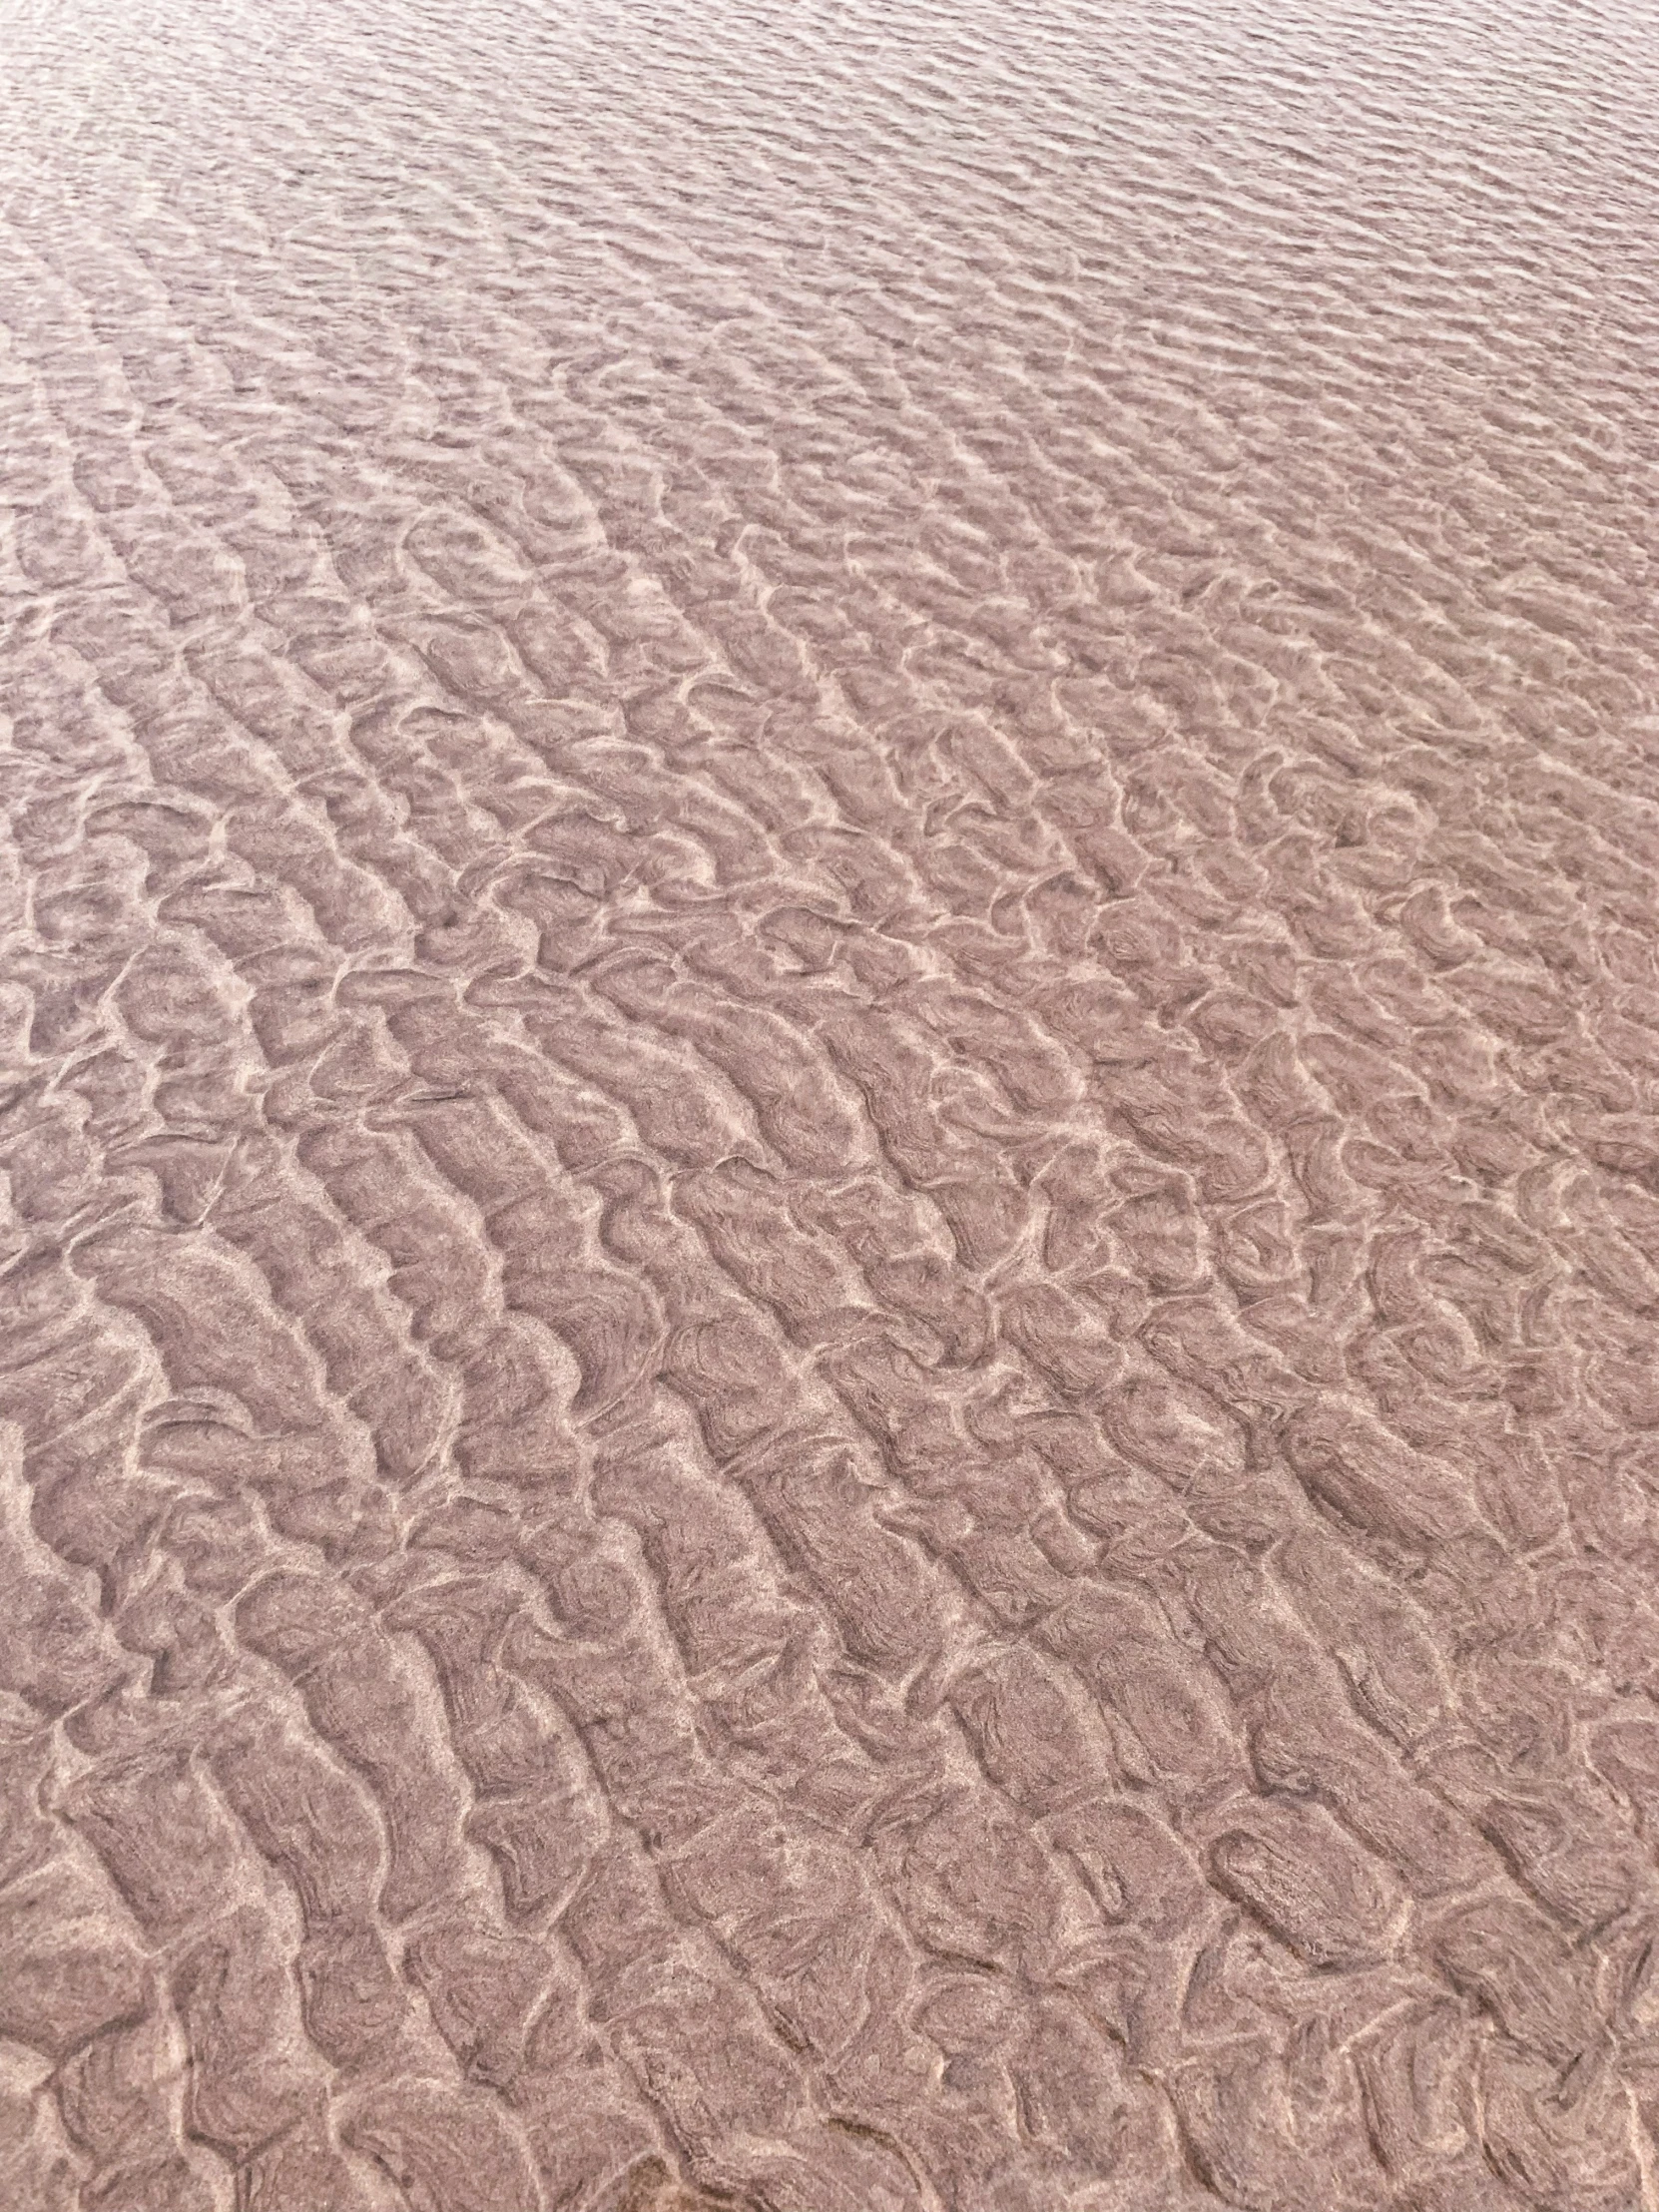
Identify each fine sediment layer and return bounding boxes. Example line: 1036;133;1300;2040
2;1;1658;2206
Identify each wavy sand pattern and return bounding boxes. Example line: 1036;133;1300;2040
3;0;1659;2205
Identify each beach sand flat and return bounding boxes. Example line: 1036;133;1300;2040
2;0;1659;2205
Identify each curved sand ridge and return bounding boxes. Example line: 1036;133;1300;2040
2;0;1659;2206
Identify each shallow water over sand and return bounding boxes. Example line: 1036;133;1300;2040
3;1;1659;2206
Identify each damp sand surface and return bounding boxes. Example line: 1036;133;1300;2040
3;2;1659;2207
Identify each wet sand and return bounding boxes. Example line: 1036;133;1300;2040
3;0;1659;2205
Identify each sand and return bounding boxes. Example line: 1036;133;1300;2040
2;0;1659;2205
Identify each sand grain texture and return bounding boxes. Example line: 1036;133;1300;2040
2;0;1659;2205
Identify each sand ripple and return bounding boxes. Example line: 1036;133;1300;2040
3;0;1659;2205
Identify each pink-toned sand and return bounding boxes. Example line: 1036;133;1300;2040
3;0;1659;2206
